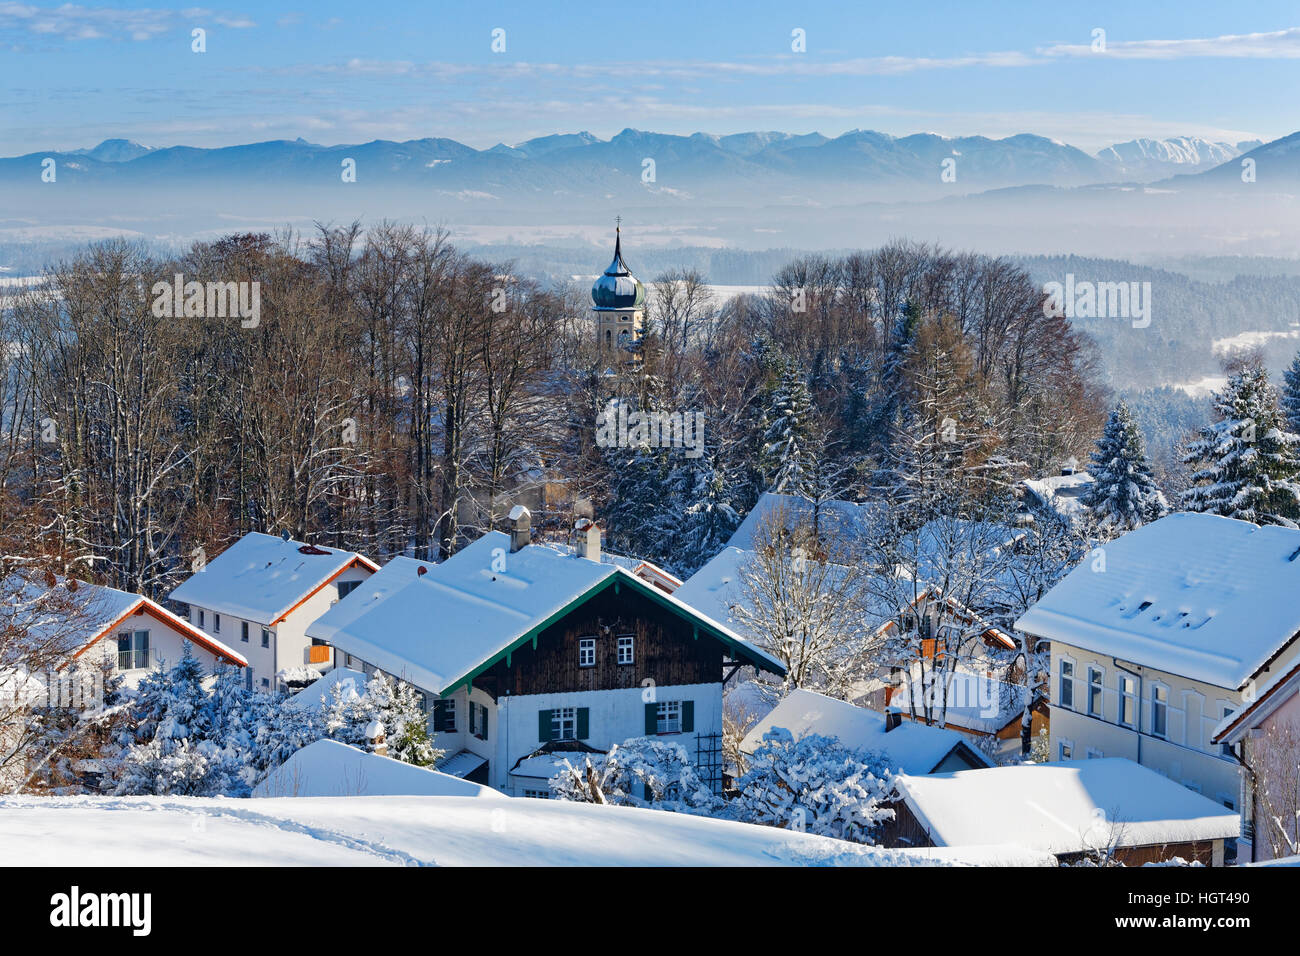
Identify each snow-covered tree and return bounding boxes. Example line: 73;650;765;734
733;506;879;697
550;737;717;812
732;727;894;844
1081;400;1169;531
1284;351;1300;434
760;359;821;496
323;670;441;767
385;678;441;767
1182;365;1300;526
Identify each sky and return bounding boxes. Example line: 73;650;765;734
1;0;1297;156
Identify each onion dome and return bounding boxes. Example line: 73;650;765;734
591;227;645;310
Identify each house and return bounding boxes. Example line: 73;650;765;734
1016;512;1300;830
874;674;1049;761
739;688;993;776
168;532;379;693
306;507;786;795
1212;658;1300;863
0;575;246;690
880;758;1240;865
253;739;505;799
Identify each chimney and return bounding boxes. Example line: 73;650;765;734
884;707;902;733
508;505;532;553
365;719;387;756
574;517;601;563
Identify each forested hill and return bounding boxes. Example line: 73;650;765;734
1015;255;1300;392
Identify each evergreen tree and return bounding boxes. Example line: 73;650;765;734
1081;400;1169;531
1283;351;1300;434
760;359;820;496
1183;365;1300;526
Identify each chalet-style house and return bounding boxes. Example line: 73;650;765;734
1;575;246;688
1019;467;1095;523
1016;512;1300;849
306;508;786;795
880;758;1240;866
1212;658;1300;863
740;688;992;775
169;532;378;693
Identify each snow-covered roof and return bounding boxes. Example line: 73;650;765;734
725;492;880;551
0;574;247;667
895;759;1240;854
1022;471;1095;517
283;667;367;713
306;531;785;695
169;532;378;625
740;688;992;775
1015;512;1300;689
438;750;489;779
673;546;753;638
510;753;583;781
1212;657;1300;745
252;739;504;799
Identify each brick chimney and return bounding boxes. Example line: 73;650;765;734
574;517;601;563
508;505;531;553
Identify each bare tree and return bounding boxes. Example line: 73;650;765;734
1245;719;1300;859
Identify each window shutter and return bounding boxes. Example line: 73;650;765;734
681;700;694;733
576;707;589;739
432;700;446;733
644;702;658;736
480;705;489;739
539;709;552;742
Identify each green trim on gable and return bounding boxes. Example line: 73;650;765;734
436;569;785;696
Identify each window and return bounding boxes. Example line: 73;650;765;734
213;612;221;634
578;637;596;668
1059;659;1074;709
434;698;457;733
551;706;577;741
261;626;270;649
116;630;149;670
1086;747;1104;759
657;700;682;734
338;579;361;600
522;789;550;799
1058;740;1073;760
261;678;270;690
1087;666;1103;717
469;702;489;740
1220;706;1235;756
241;621;249;643
197;609;205;629
1119;676;1137;727
617;635;634;665
1152;685;1169;738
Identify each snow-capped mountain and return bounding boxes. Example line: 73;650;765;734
1095;136;1240;180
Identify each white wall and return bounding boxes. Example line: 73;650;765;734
94;611;239;690
494;682;723;794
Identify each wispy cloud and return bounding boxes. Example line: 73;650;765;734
1041;26;1300;60
0;2;255;42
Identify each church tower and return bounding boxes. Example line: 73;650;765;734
590;222;644;363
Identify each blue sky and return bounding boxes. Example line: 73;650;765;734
1;0;1297;155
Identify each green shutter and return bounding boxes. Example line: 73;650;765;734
539;709;552;742
645;702;658;736
432;700;446;733
681;700;694;733
481;705;489;739
576;707;589;740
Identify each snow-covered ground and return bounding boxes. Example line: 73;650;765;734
0;795;1054;866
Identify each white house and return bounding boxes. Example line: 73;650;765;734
882;758;1240;865
306;509;786;795
740;688;993;775
1;575;246;689
1015;512;1300;843
168;532;378;692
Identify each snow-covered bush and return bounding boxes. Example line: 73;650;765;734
324;670;442;767
732;727;895;844
550;737;719;812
